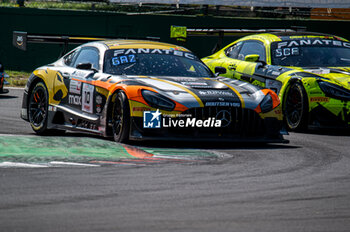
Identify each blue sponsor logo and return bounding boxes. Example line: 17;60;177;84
143;109;162;128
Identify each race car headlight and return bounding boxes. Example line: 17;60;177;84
260;93;273;113
318;81;350;101
141;90;175;111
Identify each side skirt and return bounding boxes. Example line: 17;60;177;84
46;104;104;136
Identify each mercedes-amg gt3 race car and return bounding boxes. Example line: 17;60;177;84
203;31;350;130
20;39;287;143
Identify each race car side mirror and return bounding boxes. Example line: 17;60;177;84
76;62;92;70
245;54;260;63
214;66;227;76
245;54;267;68
76;63;98;73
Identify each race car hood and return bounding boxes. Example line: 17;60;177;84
293;67;350;90
126;76;265;110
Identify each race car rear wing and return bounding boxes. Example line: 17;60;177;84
170;26;306;52
13;31;160;56
187;28;296;37
171;26;305;40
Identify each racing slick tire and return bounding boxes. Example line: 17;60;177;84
28;81;50;135
112;91;130;143
284;82;308;131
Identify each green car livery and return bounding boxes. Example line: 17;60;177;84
202;32;350;130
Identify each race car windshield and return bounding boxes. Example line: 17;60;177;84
271;40;350;67
104;49;213;77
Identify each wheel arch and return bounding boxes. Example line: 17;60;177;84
282;76;309;106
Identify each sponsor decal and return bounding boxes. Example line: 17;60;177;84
271;71;281;76
96;95;103;104
310;97;330;102
96;106;102;113
174;78;199;82
273;39;350;58
82;83;94;113
198;90;234;96
181;82;208;86
48;106;57;112
71;70;88;79
205;102;240;107
69;80;82;94
113;49;195;60
95;95;105;114
180;81;213;89
274;109;282;115
143;109;223;128
304;69;330;75
133;107;152;112
276;39;350;49
69;95;82;105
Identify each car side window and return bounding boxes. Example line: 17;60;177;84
225;42;242;59
72;47;100;70
237;41;266;62
64;50;79;66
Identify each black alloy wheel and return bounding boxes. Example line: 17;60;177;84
284;82;308;131
29;82;49;134
112;91;130;142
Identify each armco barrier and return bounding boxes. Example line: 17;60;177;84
0;7;349;71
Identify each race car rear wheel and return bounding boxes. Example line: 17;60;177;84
112;91;130;143
284;82;308;131
28;82;49;134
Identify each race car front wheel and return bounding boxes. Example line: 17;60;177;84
284;82;308;131
29;82;49;134
112;91;130;143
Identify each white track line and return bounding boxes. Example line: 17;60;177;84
0;161;100;168
49;161;100;167
6;87;25;90
0;134;32;137
0;162;48;168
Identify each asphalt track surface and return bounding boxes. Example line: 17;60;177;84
1;88;350;232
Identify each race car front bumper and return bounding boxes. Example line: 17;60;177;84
129;113;288;144
309;104;350;129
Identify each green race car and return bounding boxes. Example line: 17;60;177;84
202;31;350;130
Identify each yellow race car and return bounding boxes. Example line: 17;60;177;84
203;31;350;130
16;32;287;143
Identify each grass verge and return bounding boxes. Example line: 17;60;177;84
4;70;31;87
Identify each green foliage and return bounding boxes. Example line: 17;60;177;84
0;1;167;13
4;70;31;87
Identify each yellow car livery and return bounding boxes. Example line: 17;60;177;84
19;39;287;143
203;32;350;130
